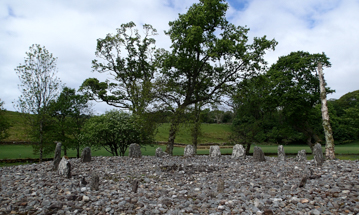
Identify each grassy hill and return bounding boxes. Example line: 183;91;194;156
1;110;232;144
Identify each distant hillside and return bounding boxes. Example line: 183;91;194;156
1;111;29;142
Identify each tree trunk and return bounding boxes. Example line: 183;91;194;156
76;147;80;158
166;121;178;155
318;62;335;160
245;142;251;155
191;103;201;154
64;145;67;156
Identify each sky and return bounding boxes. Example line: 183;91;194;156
1;0;358;114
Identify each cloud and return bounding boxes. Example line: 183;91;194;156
1;0;358;113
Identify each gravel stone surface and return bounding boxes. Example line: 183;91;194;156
1;155;359;214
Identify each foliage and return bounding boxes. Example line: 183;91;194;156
82;110;144;156
266;51;332;150
14;44;62;161
0;99;11;141
156;0;277;154
48;87;93;157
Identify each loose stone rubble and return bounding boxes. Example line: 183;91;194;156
1;155;359;214
81;147;91;163
231;144;246;159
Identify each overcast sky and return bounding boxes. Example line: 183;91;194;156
1;0;358;114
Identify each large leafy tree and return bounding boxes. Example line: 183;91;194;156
80;21;158;144
156;0;277;155
82;110;142;156
0;99;11;141
48;87;93;157
266;51;332;151
15;44;62;162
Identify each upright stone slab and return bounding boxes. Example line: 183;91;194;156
184;145;195;157
209;145;221;158
277;145;286;162
129;143;142;158
296;149;307;162
58;156;71;178
253;146;266;162
155;147;168;158
90;173;100;191
81;147;91;162
232;144;246;159
53;142;62;171
313;143;324;166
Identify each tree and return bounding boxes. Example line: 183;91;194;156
156;0;277;155
15;44;62;162
317;62;335;159
80;21;159;145
82;110;143;156
0;99;11;141
48;87;93;157
266;51;332;151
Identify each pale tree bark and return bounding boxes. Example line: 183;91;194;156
318;62;335;159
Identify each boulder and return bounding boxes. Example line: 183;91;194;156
155;147;168;158
253;146;266;162
81;147;91;162
209;145;221;158
129;143;142;158
184;145;195;157
277;145;286;162
90;173;100;191
296;149;307;162
313;143;324;166
231;144;246;159
53;142;62;171
58;156;71;178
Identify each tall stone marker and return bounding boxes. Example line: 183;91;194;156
232;144;246;159
253;146;266;162
184;145;195;157
277;145;286;162
129;143;142;158
296;149;307;162
58;156;71;178
90;173;100;191
209;145;221;158
313;143;324;166
53;142;62;171
81;147;91;162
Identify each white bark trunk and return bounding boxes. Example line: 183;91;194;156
318;62;335;159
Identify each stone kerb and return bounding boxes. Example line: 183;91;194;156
313;143;324;166
184;145;195;157
155;147;168;158
296;149;307;162
81;147;91;162
129;143;142;158
253;146;266;162
277;145;286;162
231;144;246;159
58;156;71;178
53;142;62;171
209;145;221;158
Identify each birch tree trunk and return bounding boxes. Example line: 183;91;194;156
318;62;335;159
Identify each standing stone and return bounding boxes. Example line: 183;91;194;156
253;146;266;162
58;156;71;178
90;173;100;191
128;143;142;158
53;142;62;171
217;178;224;193
313;143;324;166
81;147;91;162
131;180;139;193
209;146;221;158
155;147;168;158
277;145;286;162
231;144;246;159
296;150;307;162
184;145;195;157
